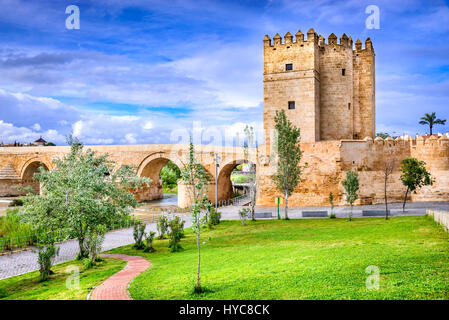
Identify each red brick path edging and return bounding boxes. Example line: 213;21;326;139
89;253;151;300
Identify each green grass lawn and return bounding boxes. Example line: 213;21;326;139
0;258;126;300
108;216;449;300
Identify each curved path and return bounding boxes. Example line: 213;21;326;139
89;254;151;300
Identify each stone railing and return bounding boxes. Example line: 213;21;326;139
427;210;449;232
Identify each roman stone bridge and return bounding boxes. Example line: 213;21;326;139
0;144;249;208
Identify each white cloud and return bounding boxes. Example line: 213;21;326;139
31;123;40;131
142;121;153;130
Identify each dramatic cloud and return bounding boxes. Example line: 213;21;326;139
0;0;449;145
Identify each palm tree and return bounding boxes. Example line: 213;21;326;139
419;112;446;135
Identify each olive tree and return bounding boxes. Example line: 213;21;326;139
20;135;150;260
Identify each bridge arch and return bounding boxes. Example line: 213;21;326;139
20;158;51;194
217;159;255;203
135;152;183;203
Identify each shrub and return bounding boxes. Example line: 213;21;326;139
144;231;156;253
168;216;185;252
238;208;250;226
157;215;169;239
330;213;336;219
207;207;221;229
37;242;59;281
133;220;146;250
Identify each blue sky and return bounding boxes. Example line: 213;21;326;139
0;0;448;145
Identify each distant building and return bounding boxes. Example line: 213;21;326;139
34;136;47;146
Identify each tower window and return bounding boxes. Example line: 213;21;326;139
288;101;295;110
348;103;351;110
342;68;346;76
286;63;293;71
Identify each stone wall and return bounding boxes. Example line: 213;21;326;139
256;135;449;207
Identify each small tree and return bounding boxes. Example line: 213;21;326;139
168;215;185;252
270;110;303;220
238;208;250;225
209;207;221;226
84;225;106;266
144;231;156;253
400;158;433;211
419;112;446;135
20;135;150;259
133;220;146;250
156;215;169;239
180;138;209;293
329;192;335;218
243;125;259;221
342;170;359;221
383;159;395;220
36;234;59;282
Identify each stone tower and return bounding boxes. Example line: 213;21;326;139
263;29;375;145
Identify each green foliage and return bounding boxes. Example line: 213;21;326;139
84;225;106;266
144;231;156;253
400;157;433;210
133;221;146;250
0;209;34;239
270;110;303;220
238;208;250;226
376;132;391;139
208;207;221;228
342;170;359;221
168;216;185;252
37;241;59;282
419;112;446;135
230;174;249;183
157;215;169;239
160;161;181;191
400;158;433;192
19;135;150;258
329;213;336;219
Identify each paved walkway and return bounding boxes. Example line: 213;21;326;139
89;254;151;300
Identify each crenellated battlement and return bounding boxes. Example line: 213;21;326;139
263;28;318;47
264;30;374;54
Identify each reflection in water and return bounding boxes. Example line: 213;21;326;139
140;193;178;208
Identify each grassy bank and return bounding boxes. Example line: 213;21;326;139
108;216;449;300
0;209;33;240
0;258;126;300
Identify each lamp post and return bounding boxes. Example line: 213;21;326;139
212;153;221;209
